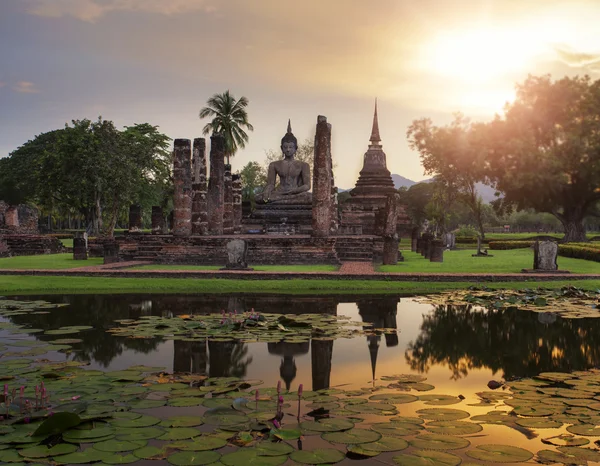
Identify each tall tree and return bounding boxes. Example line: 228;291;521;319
486;75;600;242
407;115;489;239
199;90;254;165
239;161;266;204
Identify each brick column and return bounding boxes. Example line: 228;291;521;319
103;240;120;264
312;115;332;237
192;138;208;235
382;194;400;265
223;164;234;234
173;139;192;236
232;174;242;233
208;134;226;235
430;239;444;262
128;205;142;233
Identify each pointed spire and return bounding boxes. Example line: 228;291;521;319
287;119;292;134
369;98;381;145
368;336;380;381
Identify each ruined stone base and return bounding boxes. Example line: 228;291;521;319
0;235;65;256
521;269;570;274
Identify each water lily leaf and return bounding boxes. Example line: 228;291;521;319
93;439;147;452
168;450;221;465
419;394;462;406
18;443;77;458
466;444;534;463
537;449;587;465
103;452;139;464
567;424;600;436
300;418;354;432
417;408;470;421
111;415;161;428
470;411;513;424
359;436;409;452
273;428;302;440
557;446;600;462
203;412;249;426
393;450;462;466
129;399;166;409
512;405;555;417
174;436;228;451
409;433;470;450
322;428;382;444
515;418;562;429
33;412;81;436
161;416;205;427
368;393;418;404
371;422;422;436
426;421;483;435
542;434;589;447
254;441;294;456
63;426;115;442
221;449;287;465
389;416;424;424
289;448;345;464
345;402;396;414
157;427;202;441
116;426;165;441
133;445;165;460
52;448;109;464
347;444;380;457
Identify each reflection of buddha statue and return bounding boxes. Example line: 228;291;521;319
257;120;312;204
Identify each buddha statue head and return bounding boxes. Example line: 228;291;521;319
280;119;298;159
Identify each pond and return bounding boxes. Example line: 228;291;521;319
1;293;600;465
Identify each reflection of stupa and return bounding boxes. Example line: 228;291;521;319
268;342;310;391
357;297;400;381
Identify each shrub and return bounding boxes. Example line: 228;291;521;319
489;241;534;250
455;225;479;238
558;245;600;262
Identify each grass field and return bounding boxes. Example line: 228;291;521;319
129;264;339;272
1;275;599;296
60;238;73;248
379;250;600;274
0;254;103;269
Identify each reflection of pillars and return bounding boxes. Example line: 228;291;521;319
208;341;252;378
311;340;333;391
173;340;207;374
368;335;380;381
268;342;310;391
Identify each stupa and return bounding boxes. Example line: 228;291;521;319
341;100;409;235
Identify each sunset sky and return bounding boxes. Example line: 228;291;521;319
1;0;599;188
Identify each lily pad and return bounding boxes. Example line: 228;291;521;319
557;446;600;462
18;443;77;458
300;418;354;432
175;436;228;451
133;445;165;459
369;393;418;404
409;433;470;450
419;394;462;406
111;415;161;428
93;439;147;452
537;449;587;465
168;450;221;465
221;449;287;465
359;436;409;452
162;416;205;427
254;442;294;456
542;434;589;447
157;427;202;441
290;448;345;464
466;444;534;463
426;421;483;435
103;453;140;464
567;424;600;436
322;428;382;444
393;450;462;466
417;408;470;421
515;418;562;429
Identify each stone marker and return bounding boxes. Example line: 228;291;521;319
312;115;332;237
533;240;558;271
430;239;444;262
411;227;419;252
128;205;142;233
151;206;166;235
103;240;120;264
220;239;253;270
73;233;88;260
173;139;193;236
223;164;234;234
192;138;209;235
208;134;226;235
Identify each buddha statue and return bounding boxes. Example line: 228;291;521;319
257;120;312;204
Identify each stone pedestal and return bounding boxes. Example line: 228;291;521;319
208;134;226;235
232;174;242;234
220;239;253;270
424;239;433;259
151;206;166;235
430;239;444;262
534;241;558;271
192;138;209;236
73;236;88;260
173;139;193;236
103;240;120;264
312;115;332;237
223;164;234;235
411;228;419;252
128;205;142;233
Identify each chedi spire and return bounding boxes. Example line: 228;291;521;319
369;98;381;146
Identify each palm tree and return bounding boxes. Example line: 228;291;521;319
199;90;254;165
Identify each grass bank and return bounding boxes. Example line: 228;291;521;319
0;254;103;269
1;275;599;296
379;250;600;274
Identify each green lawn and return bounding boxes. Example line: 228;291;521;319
0;254;103;269
379;249;600;274
1;275;599;296
60;238;73;248
129;264;339;272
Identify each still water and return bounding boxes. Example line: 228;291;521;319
2;293;600;462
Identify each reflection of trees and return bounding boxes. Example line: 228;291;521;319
406;304;600;380
208;341;253;378
7;295;162;367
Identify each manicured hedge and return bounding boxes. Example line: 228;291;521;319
558;245;600;262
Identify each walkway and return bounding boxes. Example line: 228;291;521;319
1;261;599;282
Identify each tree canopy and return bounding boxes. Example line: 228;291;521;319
407;74;600;242
199;90;254;165
0;118;172;235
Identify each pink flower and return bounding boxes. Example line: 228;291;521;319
278;395;284;404
298;384;303;398
255;390;260;401
24;417;30;424
277;381;282;395
273;419;281;429
71;395;81;400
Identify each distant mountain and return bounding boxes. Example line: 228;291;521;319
391;174;418;189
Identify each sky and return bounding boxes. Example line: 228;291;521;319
1;0;599;189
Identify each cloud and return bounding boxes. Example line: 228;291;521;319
553;44;600;71
13;81;40;93
26;0;215;22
